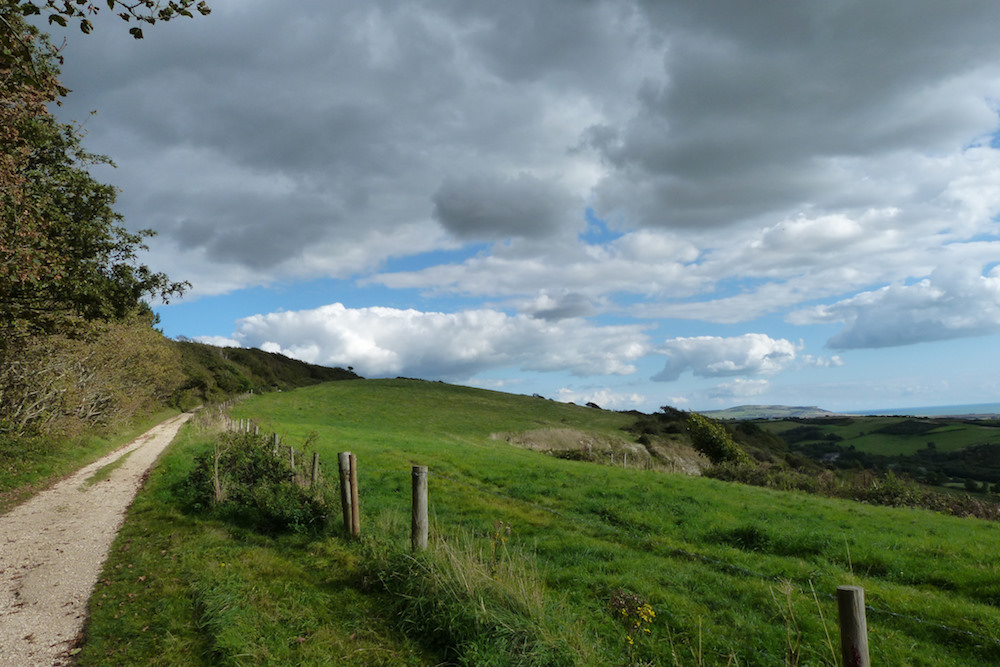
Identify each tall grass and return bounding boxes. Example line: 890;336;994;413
365;518;589;666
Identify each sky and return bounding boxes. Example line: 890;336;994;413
42;0;1000;413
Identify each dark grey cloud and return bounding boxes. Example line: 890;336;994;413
530;293;596;321
432;172;580;241
590;0;1000;229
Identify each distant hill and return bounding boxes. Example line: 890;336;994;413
700;404;842;420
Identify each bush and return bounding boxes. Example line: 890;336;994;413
186;431;333;534
687;412;751;465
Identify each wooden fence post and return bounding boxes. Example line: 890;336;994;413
311;452;320;488
338;452;353;534
412;466;428;551
349;453;360;537
837;585;870;667
273;433;279;455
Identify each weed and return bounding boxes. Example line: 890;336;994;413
769;581;803;666
608;588;655;663
80;450;133;488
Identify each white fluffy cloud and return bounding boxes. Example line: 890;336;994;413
792;263;1000;349
192;335;242;348
654;334;799;382
708;379;770;400
231;303;650;379
556;387;648;410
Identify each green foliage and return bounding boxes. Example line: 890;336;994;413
186;430;333;534
756;415;1000;487
170;340;359;408
367;528;583;666
686;411;752;465
14;0;211;40
705;461;1000;521
1;7;188;347
0;312;183;437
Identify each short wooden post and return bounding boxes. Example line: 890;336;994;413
273;433;279;455
338;452;353;534
254;424;260;436
289;447;295;471
311;452;320;488
349;453;360;537
837;585;870;667
411;466;428;551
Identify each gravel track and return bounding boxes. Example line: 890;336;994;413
0;412;193;666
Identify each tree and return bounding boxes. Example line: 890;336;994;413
1;6;188;345
15;0;211;39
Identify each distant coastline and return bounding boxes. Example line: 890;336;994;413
704;402;1000;420
845;402;1000;418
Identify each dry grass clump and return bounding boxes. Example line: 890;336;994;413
495;427;710;474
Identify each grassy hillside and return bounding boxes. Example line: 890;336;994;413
170;340;360;408
77;380;1000;666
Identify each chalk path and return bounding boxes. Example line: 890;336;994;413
0;412;193;666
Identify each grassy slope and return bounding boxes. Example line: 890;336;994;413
79;380;1000;665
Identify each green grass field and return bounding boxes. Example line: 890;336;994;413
758;416;1000;456
77;380;1000;665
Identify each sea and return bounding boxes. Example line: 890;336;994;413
846;402;1000;418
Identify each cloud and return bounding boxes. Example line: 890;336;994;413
192;335;242;348
792;263;1000;349
372;228;704;300
654;334;798;382
49;0;1000;382
556;387;647;410
230;303;650;379
708;379;770;400
590;2;1000;231
432;172;582;241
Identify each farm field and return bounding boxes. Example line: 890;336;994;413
756;416;1000;456
78;380;1000;665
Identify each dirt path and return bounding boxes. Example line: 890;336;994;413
0;412;194;666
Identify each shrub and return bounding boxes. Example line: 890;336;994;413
186;431;333;534
687;412;751;465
